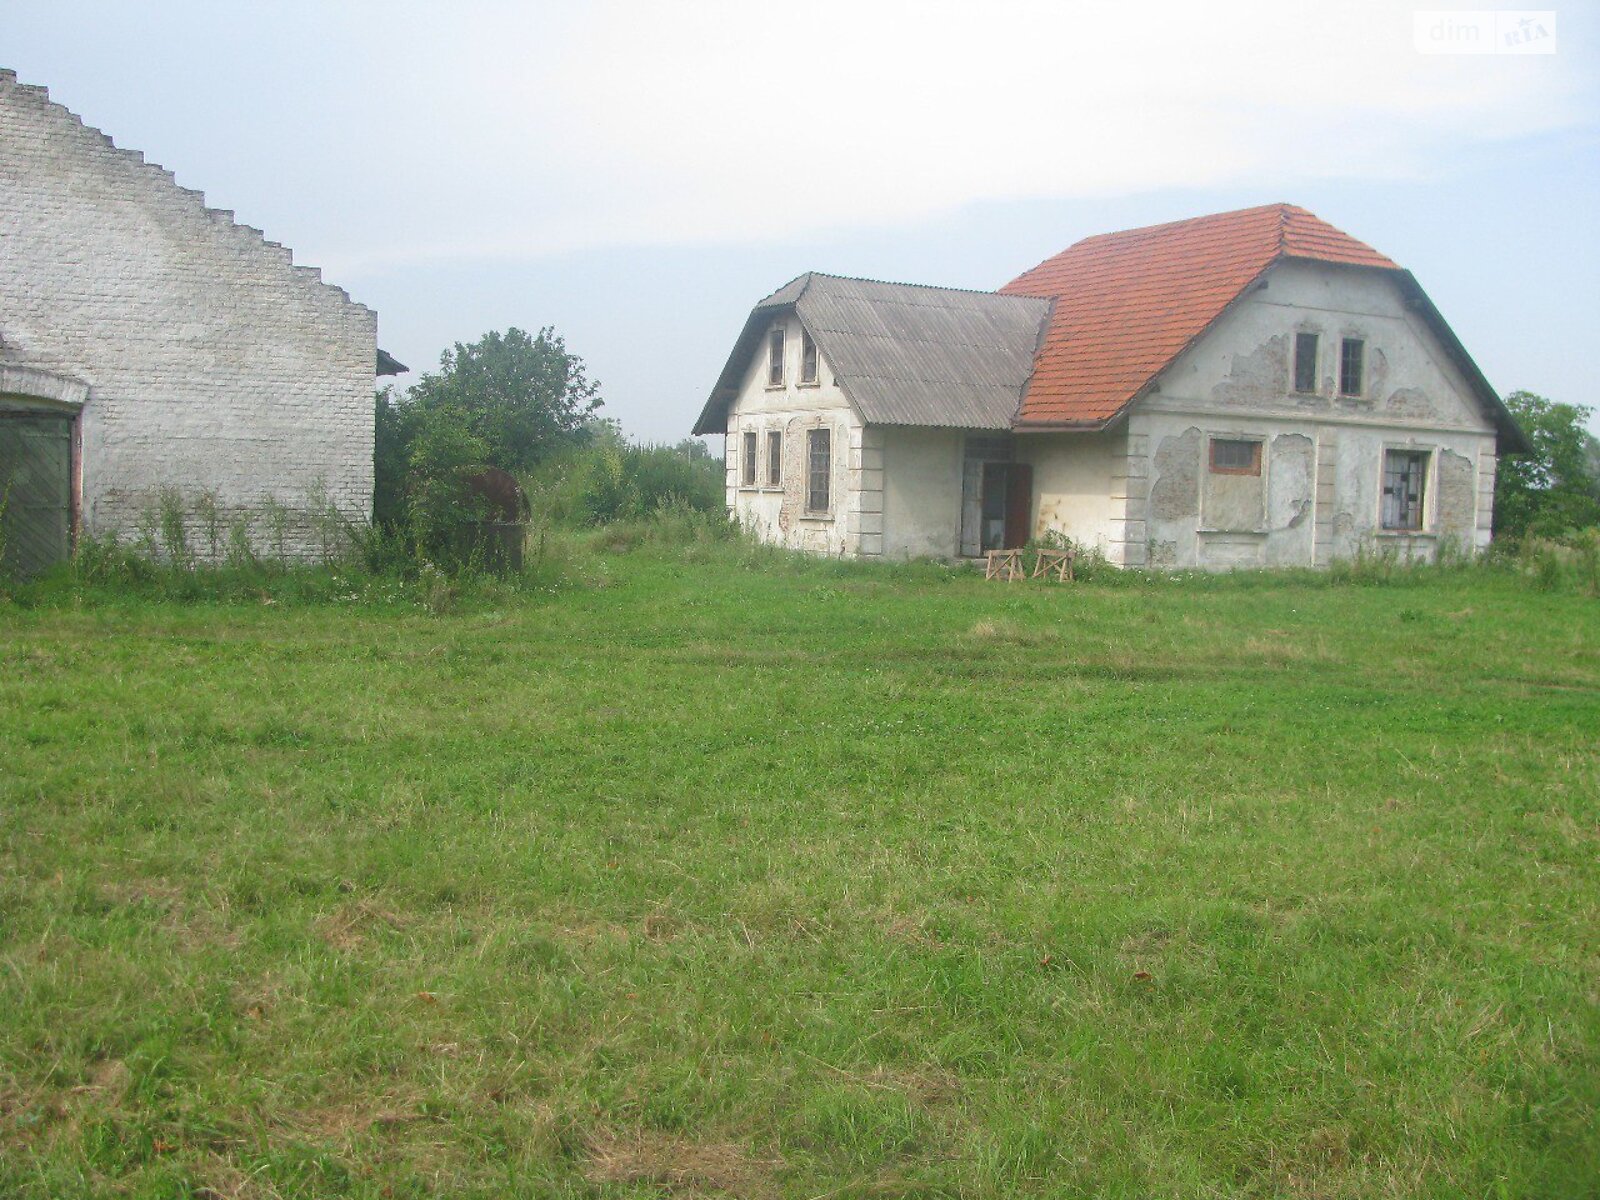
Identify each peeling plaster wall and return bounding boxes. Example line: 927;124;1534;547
881;427;964;559
1131;260;1499;568
725;313;866;556
1016;430;1126;560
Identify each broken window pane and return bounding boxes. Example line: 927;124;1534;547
768;328;785;387
1294;332;1319;393
1382;449;1427;530
1339;338;1365;397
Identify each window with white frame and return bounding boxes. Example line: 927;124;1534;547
742;430;757;486
806;427;831;513
1293;332;1319;393
799;330;819;385
1339;337;1365;397
767;429;782;487
1382;449;1428;531
767;327;785;387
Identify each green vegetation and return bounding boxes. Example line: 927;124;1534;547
371;326;723;569
1;536;1596;1198
1494;391;1600;544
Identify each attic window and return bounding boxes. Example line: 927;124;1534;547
799;331;819;385
1339;338;1365;397
742;430;757;486
1293;332;1319;393
1209;438;1261;476
768;328;786;387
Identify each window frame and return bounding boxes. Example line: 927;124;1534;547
1338;337;1365;398
741;429;758;488
1292;331;1319;394
1381;447;1430;532
767;327;786;388
798;330;819;386
766;429;782;488
805;426;832;515
1208;437;1263;477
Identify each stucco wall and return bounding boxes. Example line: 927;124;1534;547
0;71;376;557
1017;430;1127;560
881;427;964;559
1130;260;1498;569
725;313;867;556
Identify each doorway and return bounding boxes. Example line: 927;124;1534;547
980;461;1033;552
0;409;74;577
959;437;1033;556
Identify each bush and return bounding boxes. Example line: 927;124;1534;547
527;433;724;529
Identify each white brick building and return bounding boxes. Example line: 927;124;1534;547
0;70;389;573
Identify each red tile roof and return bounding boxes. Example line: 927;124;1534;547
1000;204;1400;426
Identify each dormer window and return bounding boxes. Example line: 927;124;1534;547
1339;337;1365;397
767;328;785;387
799;330;819;385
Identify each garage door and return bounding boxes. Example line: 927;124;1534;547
0;411;73;578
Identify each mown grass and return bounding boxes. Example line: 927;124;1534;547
1;541;1597;1198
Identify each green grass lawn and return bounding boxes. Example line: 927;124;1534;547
2;546;1597;1198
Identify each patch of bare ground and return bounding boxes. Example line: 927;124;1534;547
582;1129;784;1196
314;898;409;951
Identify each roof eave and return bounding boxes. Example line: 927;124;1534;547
1391;269;1532;455
691;291;806;436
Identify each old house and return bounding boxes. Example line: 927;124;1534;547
0;70;400;576
694;204;1526;568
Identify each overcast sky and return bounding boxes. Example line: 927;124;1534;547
8;1;1598;439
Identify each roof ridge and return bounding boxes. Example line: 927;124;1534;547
804;271;1027;300
1066;202;1292;249
0;68;368;315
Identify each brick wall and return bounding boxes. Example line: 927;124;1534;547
0;70;376;558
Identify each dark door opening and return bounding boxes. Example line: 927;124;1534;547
0;410;73;578
979;461;1033;551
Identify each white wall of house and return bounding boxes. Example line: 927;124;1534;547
1017;429;1129;561
724;314;870;556
881;427;965;559
1126;260;1497;569
0;72;376;559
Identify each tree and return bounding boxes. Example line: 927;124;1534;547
405;327;602;474
372;385;415;532
1495;391;1600;542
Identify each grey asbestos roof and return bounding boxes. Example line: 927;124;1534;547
693;273;1051;435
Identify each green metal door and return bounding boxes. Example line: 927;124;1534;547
0;412;73;578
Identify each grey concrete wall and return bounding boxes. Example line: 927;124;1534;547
0;71;376;558
1130;260;1498;569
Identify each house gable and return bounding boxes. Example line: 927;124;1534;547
694;273;1048;436
0;70;378;555
1147;259;1497;435
998;203;1525;452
